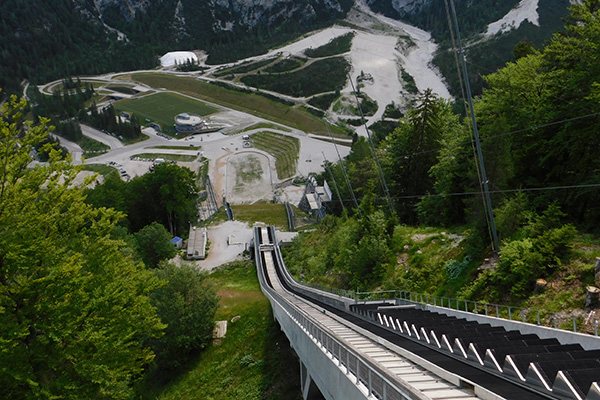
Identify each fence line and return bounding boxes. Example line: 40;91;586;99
353;289;598;336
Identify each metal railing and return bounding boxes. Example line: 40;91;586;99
355;289;599;336
254;227;418;400
301;281;355;299
272;289;418;400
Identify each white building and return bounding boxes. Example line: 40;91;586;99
174;113;208;134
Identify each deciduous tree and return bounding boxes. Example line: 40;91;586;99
149;263;219;371
0;94;164;399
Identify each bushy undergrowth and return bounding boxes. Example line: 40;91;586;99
282;199;597;309
283;211;395;289
308;92;340;110
240;57;350;97
304;32;354;58
460;201;579;301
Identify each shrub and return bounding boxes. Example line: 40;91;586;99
488;204;578;298
445;256;471;281
304;33;354;58
493;238;543;297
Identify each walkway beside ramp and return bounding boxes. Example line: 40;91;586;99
255;225;600;400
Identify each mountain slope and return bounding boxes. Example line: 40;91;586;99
365;0;572;95
0;0;353;95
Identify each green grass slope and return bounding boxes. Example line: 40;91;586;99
139;261;302;400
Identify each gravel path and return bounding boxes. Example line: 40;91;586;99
195;221;254;271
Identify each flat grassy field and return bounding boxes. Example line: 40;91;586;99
238;122;292;134
139;261;302;400
82;164;119;178
131;153;198;162
232;204;290;230
250;132;299;180
114;92;218;132
130;73;347;137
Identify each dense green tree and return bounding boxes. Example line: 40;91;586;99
87;164;198;237
381;90;454;222
476;0;600;225
416;118;472;226
83;105;141;140
128;163;198;235
0;94;164;399
134;222;178;269
85;173;129;217
346;137;379;201
149;263;219;371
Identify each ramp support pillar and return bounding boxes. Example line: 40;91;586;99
300;359;324;400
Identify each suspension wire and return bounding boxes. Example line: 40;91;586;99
326;123;361;217
443;0;468;113
348;74;394;216
333;182;600;203
443;0;493;246
322;151;346;213
443;0;492;246
376;110;600;162
448;0;500;254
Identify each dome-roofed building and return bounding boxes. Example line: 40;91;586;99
174;113;208;134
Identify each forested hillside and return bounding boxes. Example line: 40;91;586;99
285;1;600;309
368;0;572;96
0;0;353;96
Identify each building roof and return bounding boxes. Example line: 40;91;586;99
175;113;204;126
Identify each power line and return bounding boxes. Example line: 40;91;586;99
325;123;361;217
332;182;600;203
382;111;600;165
348;73;394;215
447;0;499;253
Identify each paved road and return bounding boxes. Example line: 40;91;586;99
53;134;83;164
81;124;124;149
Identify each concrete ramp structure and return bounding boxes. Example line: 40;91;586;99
254;226;600;400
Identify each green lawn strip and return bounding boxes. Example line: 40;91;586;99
106;85;138;95
213;57;278;77
140;261;301;400
310;135;352;147
114;92;218;133
130;73;346;136
150;145;202;150
250;132;299;179
132;153;197;162
236;122;292;134
122;134;150;145
82;164;119;179
232;204;289;230
79;136;109;153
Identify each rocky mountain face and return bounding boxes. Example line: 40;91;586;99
1;0;571;96
81;0;352;40
367;0;430;15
